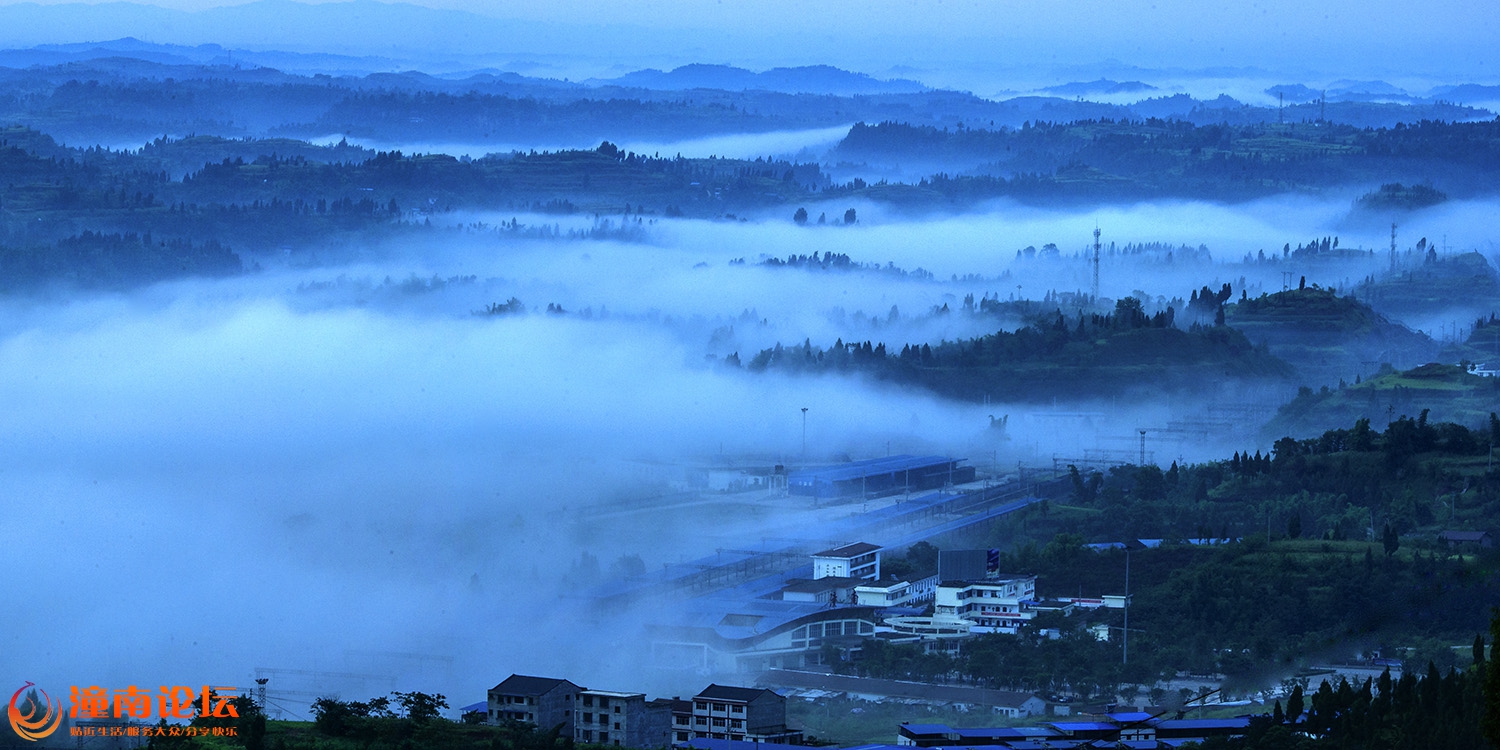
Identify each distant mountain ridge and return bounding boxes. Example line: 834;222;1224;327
1037;79;1157;97
596;63;928;95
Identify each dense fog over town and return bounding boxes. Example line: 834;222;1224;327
3;1;1500;747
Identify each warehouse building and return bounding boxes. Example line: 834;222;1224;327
787;455;974;499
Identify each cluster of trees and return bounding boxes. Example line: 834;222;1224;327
753;251;933;280
831;626;1123;699
736;295;1289;402
831;117;1500;202
975;416;1500;680
0;231;240;288
1207;627;1499;748
135;689;584;750
310;692;450;735
791;206;857;225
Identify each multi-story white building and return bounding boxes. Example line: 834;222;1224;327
855;574;939;607
812;542;881;581
934;575;1037;633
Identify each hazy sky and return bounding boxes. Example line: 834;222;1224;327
0;0;1494;83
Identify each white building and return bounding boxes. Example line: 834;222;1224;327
855;574;939;607
934;575;1037;633
812;542;881;581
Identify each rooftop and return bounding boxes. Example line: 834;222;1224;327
758;670;1040;708
490;674;578;695
813;542;883;559
697;684;778;703
579;689;644;699
789;454;959;485
1439;530;1492;540
783;577;860;594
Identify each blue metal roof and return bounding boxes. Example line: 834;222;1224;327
1158;718;1251;730
1052;721;1118;731
788;454;958;484
1107;711;1158;724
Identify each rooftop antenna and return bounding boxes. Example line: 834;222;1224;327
1092;225;1102;301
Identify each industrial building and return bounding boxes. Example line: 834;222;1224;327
787;455;975;499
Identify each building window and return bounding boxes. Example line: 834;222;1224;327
731;706;744;714
583;731;592;742
583;696;593;707
677;732;689;742
599;698;610;709
613;706;620;713
695;717;708;726
584;714;592;723
614;723;620;730
600;732;609;743
713;703;727;712
713;718;726;727
695;702;708;711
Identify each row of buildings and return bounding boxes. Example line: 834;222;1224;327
650;533;1133;675
484;675;803;747
893;715;1250;747
483;676;1250;749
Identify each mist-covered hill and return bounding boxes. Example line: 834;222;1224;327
737;297;1295;403
831;119;1500;198
1225;286;1439;388
1264;363;1500;439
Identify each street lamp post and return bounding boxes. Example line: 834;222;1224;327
801;407;809;461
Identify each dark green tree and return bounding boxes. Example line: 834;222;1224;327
1485;608;1500;748
392;691;448;724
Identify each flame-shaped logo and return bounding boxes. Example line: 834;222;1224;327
8;682;62;742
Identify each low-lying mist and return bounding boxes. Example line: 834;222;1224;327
10;192;1491;709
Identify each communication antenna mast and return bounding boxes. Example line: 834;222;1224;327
1138;428;1147;465
1390;222;1398;270
1278;92;1284;125
1092;225;1101;300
